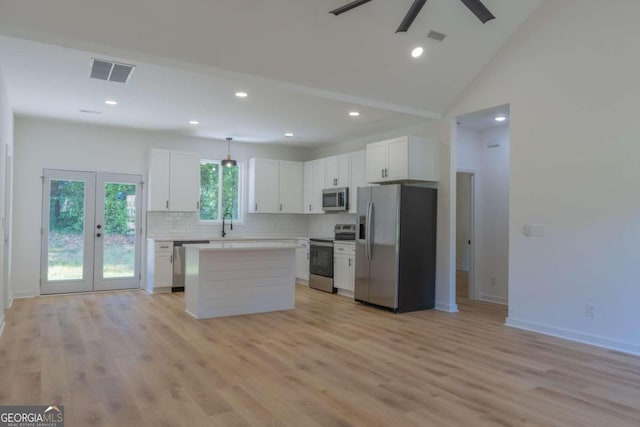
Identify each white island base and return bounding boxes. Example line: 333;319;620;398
184;242;297;319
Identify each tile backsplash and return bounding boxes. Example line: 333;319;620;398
146;211;356;240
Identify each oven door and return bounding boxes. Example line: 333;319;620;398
310;241;333;277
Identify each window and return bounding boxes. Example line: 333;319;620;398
199;160;241;221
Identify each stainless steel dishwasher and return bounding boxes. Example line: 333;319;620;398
172;240;210;292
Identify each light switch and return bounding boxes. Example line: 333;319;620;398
524;225;545;237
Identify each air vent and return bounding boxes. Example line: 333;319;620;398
90;58;135;83
79;109;102;115
427;30;446;42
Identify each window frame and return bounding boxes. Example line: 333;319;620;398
198;159;244;224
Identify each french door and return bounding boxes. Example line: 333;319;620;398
40;170;142;294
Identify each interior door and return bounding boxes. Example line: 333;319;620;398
41;170;142;294
94;173;142;291
41;170;96;294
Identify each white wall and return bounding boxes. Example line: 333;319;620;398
12;116;309;298
441;0;640;354
0;66;13;333
457;126;510;304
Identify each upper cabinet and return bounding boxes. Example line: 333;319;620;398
365;136;439;183
248;158;303;214
348;151;366;214
148;149;200;211
302;158;326;214
325;155;350;188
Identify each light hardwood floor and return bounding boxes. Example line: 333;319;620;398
1;286;639;426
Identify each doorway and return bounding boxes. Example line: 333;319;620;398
40;169;142;294
456;171;475;303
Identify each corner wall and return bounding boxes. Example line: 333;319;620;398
442;0;640;354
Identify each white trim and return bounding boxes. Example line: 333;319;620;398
505;317;640;356
0;314;5;338
435;302;458;313
145;287;171;295
7;294;12;309
12;290;38;299
478;294;508;305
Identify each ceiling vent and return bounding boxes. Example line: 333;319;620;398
79;109;102;115
90;59;135;83
427;30;447;42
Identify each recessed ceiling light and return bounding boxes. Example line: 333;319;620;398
235;92;248;98
188;120;200;125
104;99;118;106
494;115;507;122
411;46;424;58
349;111;360;117
285;132;294;138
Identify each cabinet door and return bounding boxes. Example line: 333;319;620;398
311;159;325;213
366;141;387;183
249;158;280;213
336;155;350;188
348;253;355;291
295;247;310;281
154;252;173;287
303;161;313;214
334;254;350;290
386;137;409;181
348;151;365;214
169;151;200;211
325;156;338;188
279;161;303;213
148;149;171;211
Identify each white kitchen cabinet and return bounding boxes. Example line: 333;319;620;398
295;239;310;282
334;242;355;293
248;158;303;214
348;151;366;214
310;158;326;214
365;136;439;183
279;161;304;213
325;155;350;188
148;149;200;211
303;162;313;214
146;240;173;293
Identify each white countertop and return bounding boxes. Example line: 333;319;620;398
148;236;299;242
186;241;298;251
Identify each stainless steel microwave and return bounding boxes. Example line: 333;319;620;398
322;187;349;212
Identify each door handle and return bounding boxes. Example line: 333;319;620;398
170;255;173;263
96;233;102;238
197;201;200;210
280;204;283;212
309;204;312;212
166;200;169;209
255;203;258;211
381;169;384;178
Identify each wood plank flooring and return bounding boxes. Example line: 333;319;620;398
1;286;639;426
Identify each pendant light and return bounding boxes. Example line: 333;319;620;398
221;137;237;168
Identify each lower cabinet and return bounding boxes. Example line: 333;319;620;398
146;240;173;293
295;239;310;282
333;243;355;292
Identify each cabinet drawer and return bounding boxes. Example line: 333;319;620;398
154;241;173;253
334;243;351;253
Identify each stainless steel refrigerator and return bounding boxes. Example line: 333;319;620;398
355;184;437;312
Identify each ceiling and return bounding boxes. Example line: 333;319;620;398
0;0;542;145
457;104;510;130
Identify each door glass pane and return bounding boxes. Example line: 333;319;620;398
103;182;136;278
48;179;85;281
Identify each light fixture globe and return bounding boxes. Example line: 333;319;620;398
221;137;237;168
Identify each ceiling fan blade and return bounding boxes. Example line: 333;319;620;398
329;0;373;16
459;0;495;24
396;0;428;33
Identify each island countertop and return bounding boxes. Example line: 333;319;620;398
185;241;298;251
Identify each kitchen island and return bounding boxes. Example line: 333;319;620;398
184;241;298;319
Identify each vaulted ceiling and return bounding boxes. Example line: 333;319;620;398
0;0;542;144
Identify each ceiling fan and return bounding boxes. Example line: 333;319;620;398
329;0;496;33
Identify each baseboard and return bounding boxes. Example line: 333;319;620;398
185;309;198;319
336;289;354;298
478;294;508;305
435;302;458;313
0;314;5;338
295;279;309;287
505;317;640;356
12;290;38;299
145;287;171;295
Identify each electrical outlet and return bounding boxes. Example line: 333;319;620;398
585;303;595;318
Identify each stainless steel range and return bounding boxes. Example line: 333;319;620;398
309;224;356;293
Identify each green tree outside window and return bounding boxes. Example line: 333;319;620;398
200;161;240;221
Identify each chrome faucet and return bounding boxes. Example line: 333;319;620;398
221;209;233;238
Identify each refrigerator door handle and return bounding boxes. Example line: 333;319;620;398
366;201;373;259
